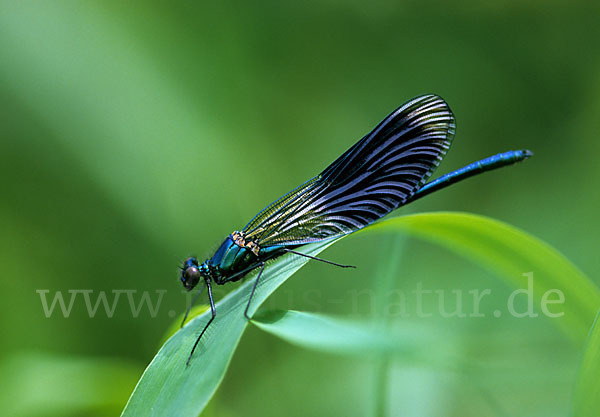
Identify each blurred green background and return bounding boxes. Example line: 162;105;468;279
1;1;599;416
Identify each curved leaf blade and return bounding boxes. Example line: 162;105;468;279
252;309;451;360
120;239;337;417
122;211;598;416
365;212;600;343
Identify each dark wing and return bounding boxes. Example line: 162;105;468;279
243;94;456;246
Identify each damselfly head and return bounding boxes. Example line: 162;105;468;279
181;257;204;291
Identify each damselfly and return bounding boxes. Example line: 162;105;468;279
180;94;532;364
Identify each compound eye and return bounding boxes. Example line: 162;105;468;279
182;266;201;290
185;257;199;267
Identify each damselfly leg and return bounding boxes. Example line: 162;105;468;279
186;280;216;367
244;262;265;320
283;249;356;269
243;250;354;321
180;281;206;328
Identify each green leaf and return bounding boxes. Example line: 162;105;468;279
122;212;598;416
252;309;448;358
572;310;600;417
120;239;337;417
365;212;600;343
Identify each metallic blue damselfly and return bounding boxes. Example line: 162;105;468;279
179;94;532;365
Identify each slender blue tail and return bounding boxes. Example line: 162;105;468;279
412;149;533;202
